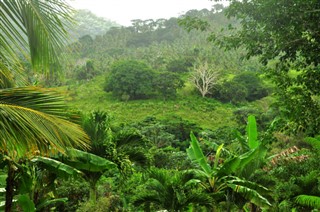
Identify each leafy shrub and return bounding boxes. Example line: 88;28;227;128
77;195;123;212
104;60;156;100
233;72;269;101
211;72;269;104
154;71;184;99
153;147;192;170
75;60;98;81
133;116;202;151
104;60;184;100
55;178;90;212
213;81;248;104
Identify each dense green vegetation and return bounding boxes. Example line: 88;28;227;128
1;0;320;211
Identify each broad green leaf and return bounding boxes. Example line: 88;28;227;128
16;194;35;212
31;156;83;178
188;133;212;175
247;115;259;149
0;174;6;187
62;148;117;172
218;145;267;177
228;183;271;208
184;179;202;187
218;156;240;176
0;201;5;210
237;145;267;172
227;178;269;194
16;165;33;194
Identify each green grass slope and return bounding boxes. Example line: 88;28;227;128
60;75;237;130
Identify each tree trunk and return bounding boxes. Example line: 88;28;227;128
5;162;15;212
89;177;99;203
89;187;96;203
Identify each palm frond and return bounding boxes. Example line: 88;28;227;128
0;87;89;158
133;192;162;207
295;195;320;209
0;87;68;116
115;129;146;149
0;0;74;72
186;191;213;209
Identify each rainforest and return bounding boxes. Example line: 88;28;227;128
0;0;320;211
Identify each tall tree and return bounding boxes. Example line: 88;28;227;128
191;61;219;97
0;1;89;211
210;0;320;134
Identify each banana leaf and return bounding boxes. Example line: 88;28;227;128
60;148;117;172
16;194;35;212
228;183;271;208
246;115;259;149
31;156;83;178
187;133;212;175
218;145;267;176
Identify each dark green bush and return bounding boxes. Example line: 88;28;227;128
211;72;269;104
104;60;156;100
214;80;248;104
233;72;269;101
154;71;184;99
55;178;90;212
104;60;184;100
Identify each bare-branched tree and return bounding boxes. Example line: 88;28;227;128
190;61;219;97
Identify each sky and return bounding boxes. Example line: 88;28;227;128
68;0;227;26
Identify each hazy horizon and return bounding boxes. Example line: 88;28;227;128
68;0;228;26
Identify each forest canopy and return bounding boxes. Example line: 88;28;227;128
1;0;320;211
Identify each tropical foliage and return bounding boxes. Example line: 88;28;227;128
0;0;89;211
1;0;320;211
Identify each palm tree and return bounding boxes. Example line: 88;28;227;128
133;167;212;211
82;110;150;170
1;1;89;211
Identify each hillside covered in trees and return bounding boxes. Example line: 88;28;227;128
0;1;319;212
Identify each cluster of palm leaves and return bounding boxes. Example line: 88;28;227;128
0;1;91;211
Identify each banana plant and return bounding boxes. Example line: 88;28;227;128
187;115;271;211
0;154;82;212
55;148;117;202
1;149;117;210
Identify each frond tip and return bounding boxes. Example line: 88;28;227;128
295;195;320;209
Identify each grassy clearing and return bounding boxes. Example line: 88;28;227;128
59;75;238;130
